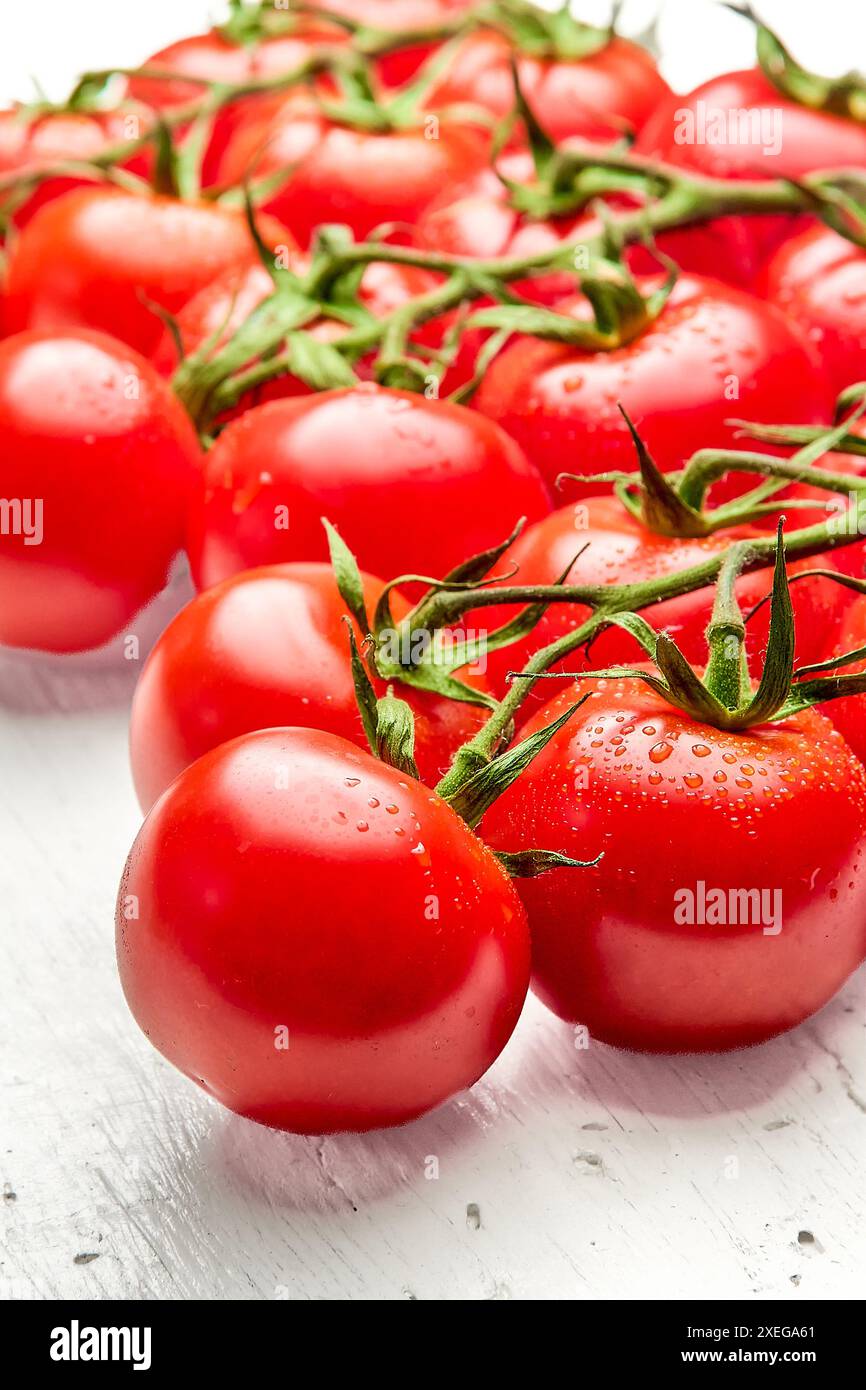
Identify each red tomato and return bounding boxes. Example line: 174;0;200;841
116;726;530;1133
760;225;866;396
325;0;475;87
481;675;866;1051
127;21;347;180
820;596;866;766
214;89;489;248
188;384;551;591
419;150;758;296
2;187;292;355
473;273;833;497
474;496;850;704
418;148;593;305
634;69;866;286
0;103;153;229
129;561;492;810
0;330;201;653
430;29;670;143
150;257;463;418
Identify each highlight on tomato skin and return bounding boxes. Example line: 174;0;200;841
2;186;294;355
129;561;491;812
472;273;836;498
116;726;531;1135
480;675;866;1054
471;496;854;706
186;384;552;592
759;225;866;397
0;328;202;655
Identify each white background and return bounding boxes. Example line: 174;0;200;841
2;0;866;1302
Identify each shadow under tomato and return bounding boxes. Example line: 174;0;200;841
207;1086;499;1212
0;561;192;713
512;975;866;1124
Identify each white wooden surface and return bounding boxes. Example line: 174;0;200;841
3;0;866;1308
1;580;865;1302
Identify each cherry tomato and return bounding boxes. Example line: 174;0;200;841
430;29;670;143
760;225;866;397
188;384;551;591
820;595;866;766
150;257;461;419
474;496;850;705
0;103;153;229
127;20;347;180
116;726;530;1133
480;675;866;1051
214;89;489;248
129;561;492;810
325;0;475;88
634;69;866;286
473;273;833;497
0;330;201;653
2;187;292;355
418;148;592;305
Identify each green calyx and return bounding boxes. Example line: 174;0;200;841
562;403;866;541
325;518;599;874
523;518;866;734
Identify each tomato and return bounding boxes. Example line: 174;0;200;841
474;496;850;705
188;384;551;591
325;0;475;88
634;69;866;286
127;20;347;181
116;726;530;1133
2;187;292;355
150;256;464;418
0;330;201;653
820;596;866;766
0;103;153;230
473;273;833;497
480;675;866;1051
129;561;492;810
430;29;670;143
214;89;489;248
418;149;593;305
760;225;866;397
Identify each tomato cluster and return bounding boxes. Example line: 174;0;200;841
5;2;866;1136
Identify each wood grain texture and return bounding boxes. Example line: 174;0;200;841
2;632;865;1302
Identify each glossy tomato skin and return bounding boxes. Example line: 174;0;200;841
127;23;347;180
418;149;593;305
117;727;530;1133
760;226;866;396
634;69;866;286
0;330;201;653
214;91;489;248
431;30;670;143
129;561;491;810
188;384;551;590
3;187;292;355
149;257;457;418
481;677;866;1051
475;497;850;704
473;274;833;497
818;596;866;766
0;104;153;230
